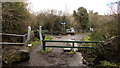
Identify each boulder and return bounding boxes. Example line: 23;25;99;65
2;46;30;64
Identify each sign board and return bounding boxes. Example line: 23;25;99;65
61;22;66;24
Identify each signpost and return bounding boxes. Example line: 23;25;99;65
61;22;66;32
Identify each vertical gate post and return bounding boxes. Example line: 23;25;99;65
72;42;74;47
26;26;31;46
43;41;46;50
39;26;43;50
72;42;75;51
27;26;31;41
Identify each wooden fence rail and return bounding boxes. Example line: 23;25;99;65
0;33;27;37
1;26;31;46
1;33;27;46
0;42;25;45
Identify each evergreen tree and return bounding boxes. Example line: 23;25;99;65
73;7;89;32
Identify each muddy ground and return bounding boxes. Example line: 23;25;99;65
9;34;89;67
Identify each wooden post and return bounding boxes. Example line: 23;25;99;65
27;26;31;41
23;34;28;46
39;26;43;50
26;26;31;46
23;35;26;45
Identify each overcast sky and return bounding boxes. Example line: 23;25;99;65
27;0;118;15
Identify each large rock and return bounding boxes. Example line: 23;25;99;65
2;46;30;64
101;36;120;62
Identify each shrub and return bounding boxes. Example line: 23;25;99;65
33;37;40;41
90;32;106;41
45;36;52;40
100;60;117;66
31;41;40;46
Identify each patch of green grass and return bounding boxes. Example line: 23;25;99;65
88;57;96;61
82;35;101;47
30;37;40;46
90;32;106;41
40;49;52;53
82;35;93;46
33;37;40;41
45;36;52;40
82;36;91;41
31;41;40;46
100;60;117;66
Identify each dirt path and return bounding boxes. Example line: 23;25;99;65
47;34;89;66
13;44;53;66
12;34;89;66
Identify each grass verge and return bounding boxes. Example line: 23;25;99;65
100;60;117;66
30;37;40;46
45;35;52;40
31;41;40;46
40;49;52;53
82;36;91;41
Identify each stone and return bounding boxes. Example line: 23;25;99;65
2;46;30;64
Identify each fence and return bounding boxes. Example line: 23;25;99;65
42;40;102;50
39;26;103;50
0;33;27;45
0;26;32;46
